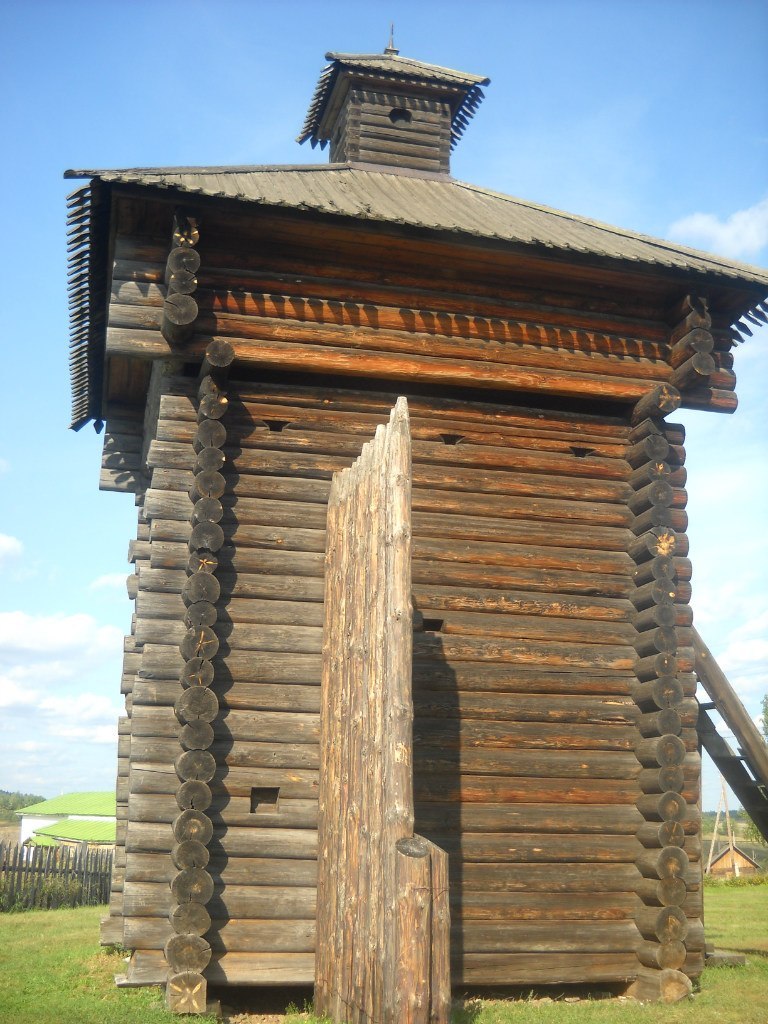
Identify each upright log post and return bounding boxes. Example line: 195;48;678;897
315;398;450;1024
165;338;234;1015
627;366;700;1003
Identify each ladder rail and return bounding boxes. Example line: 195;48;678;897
693;627;768;789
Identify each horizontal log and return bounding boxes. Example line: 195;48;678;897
124;882;317;920
636;847;688;879
135;616;639;669
106;318;662;403
636;709;683;737
455;890;642;921
456;951;639;985
637;940;687;970
631;385;681;426
133;678;321;713
122;912;647;957
130;735;319;769
415;776;641;804
628;528;686;562
132;705;319;744
421;833;643;863
145;466;635;528
679;386;738;413
124;915;315;953
137;641;640;695
635;876;687;907
134;684;640;729
131;793;317;829
127;946;642;990
635;735;687;768
670;351;716;389
127;822;317;859
152;425;632;483
636;821;685;848
635;905;688;943
415;802;644;834
143;477;635;555
112;247;670;345
637;765;686;795
138;591;637;647
669;327;713;368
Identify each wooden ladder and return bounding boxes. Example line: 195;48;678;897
693;628;768;842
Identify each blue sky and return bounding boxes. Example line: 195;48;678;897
0;0;766;810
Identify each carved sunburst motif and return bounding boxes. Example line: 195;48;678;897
167;973;206;1014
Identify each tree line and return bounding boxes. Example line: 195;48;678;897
0;791;44;821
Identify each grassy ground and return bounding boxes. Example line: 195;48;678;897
0;887;766;1023
0;906;219;1024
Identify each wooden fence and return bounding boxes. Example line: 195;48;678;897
0;842;113;911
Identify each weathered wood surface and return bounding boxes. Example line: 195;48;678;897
625;411;702;999
109;369;708;994
315;399;449;1024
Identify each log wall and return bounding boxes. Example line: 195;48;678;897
98;214;705;995
104;368;702;989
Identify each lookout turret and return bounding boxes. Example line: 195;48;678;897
298;49;489;174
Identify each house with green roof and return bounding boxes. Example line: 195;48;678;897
16;792;116;846
29;818;117;849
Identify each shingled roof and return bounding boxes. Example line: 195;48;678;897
65;163;768;285
64;162;768;429
298;51;489;149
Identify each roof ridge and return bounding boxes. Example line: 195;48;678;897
64;163;347;179
324;51;490;86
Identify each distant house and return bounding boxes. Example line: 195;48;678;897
16;792;116;846
708;844;761;879
29;818;116;850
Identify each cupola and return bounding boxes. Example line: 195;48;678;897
298;47;489;175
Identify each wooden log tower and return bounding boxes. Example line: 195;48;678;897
65;43;768;1012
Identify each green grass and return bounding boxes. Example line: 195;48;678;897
0;906;218;1024
701;880;768;954
0;890;766;1023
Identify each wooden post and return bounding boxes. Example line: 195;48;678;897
315;398;450;1024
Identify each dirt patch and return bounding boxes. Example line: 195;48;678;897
0;822;20;844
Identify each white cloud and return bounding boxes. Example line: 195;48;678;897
0;457;9;474
0;533;23;566
13;740;50;753
668;196;768;260
52;722;118;744
0;611;122;659
89;573;128;591
39;692;119;723
0;609;124;777
718;638;768;674
730;610;768;640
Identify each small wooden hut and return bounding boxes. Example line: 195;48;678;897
66;47;768;1009
707;845;761;880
